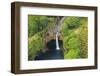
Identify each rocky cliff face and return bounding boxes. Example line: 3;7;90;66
34;39;64;60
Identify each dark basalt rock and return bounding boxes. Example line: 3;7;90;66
34;39;64;60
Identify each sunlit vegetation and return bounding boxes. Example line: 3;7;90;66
28;15;88;60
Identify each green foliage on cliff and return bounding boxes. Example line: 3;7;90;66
28;15;88;60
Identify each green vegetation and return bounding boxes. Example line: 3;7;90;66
28;15;88;60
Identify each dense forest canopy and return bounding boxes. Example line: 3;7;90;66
28;15;88;60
